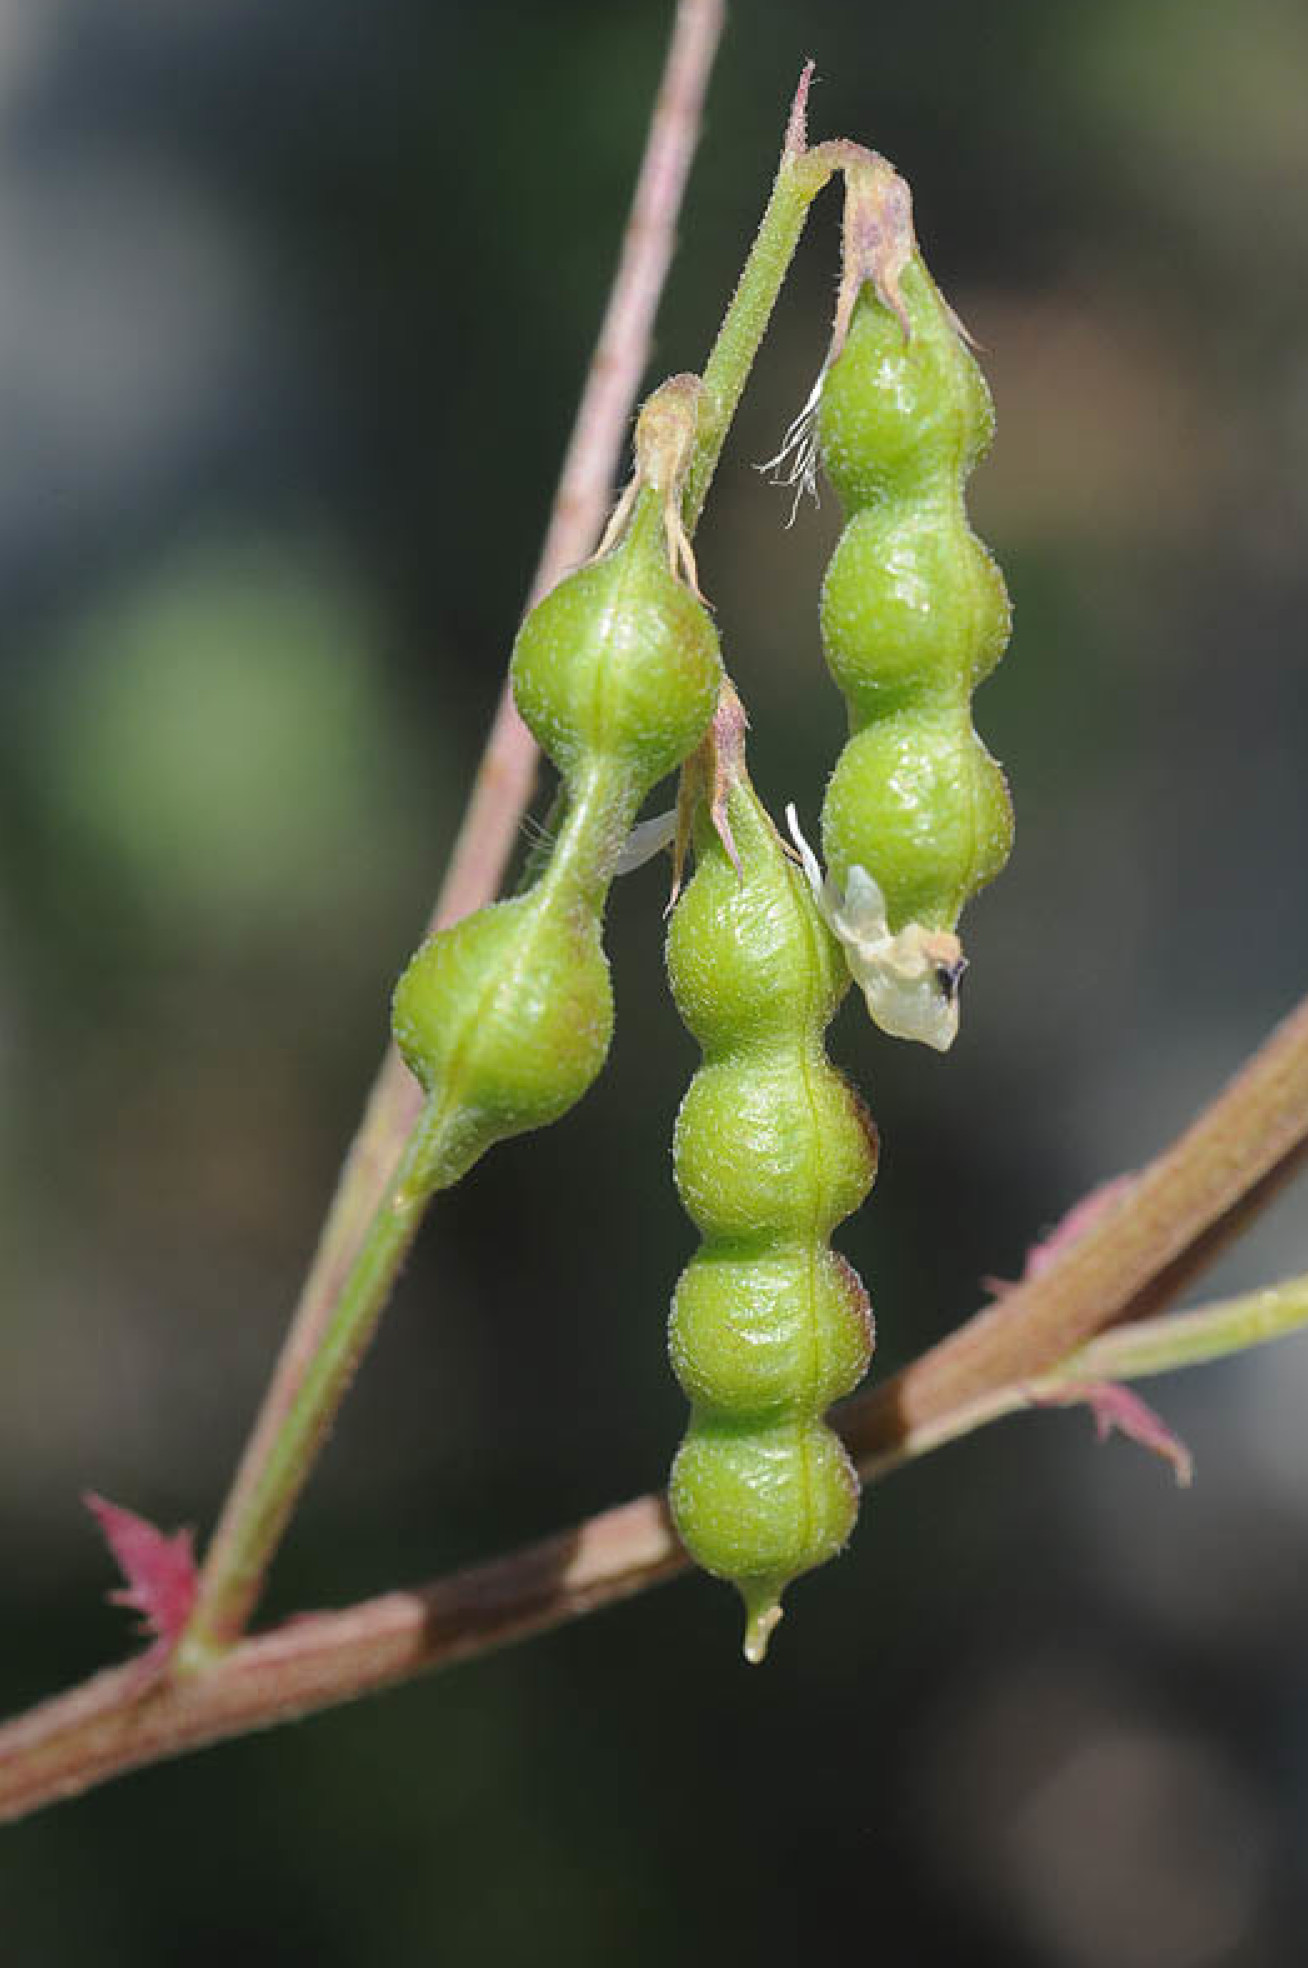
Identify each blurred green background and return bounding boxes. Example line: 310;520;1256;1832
2;2;1307;1961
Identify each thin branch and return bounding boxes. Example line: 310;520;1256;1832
0;1498;685;1827
4;990;1305;1822
1101;1137;1308;1332
182;0;727;1658
683;127;864;528
1075;1271;1308;1377
844;991;1308;1466
871;1271;1308;1473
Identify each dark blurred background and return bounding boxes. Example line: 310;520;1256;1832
2;1;1307;1960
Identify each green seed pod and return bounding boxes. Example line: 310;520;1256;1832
392;377;722;1196
666;690;876;1661
511;498;719;794
781;158;1013;1053
391;891;612;1186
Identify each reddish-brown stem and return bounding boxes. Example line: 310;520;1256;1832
0;1498;685;1825
3;990;1304;1822
183;0;727;1656
847;991;1308;1460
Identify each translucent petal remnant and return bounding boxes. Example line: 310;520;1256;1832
613;807;678;875
786;805;964;1051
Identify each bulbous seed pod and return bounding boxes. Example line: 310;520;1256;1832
672;1418;860;1618
669;1247;870;1417
511;494;720;793
821;711;1012;933
780;156;1013;1053
673;1058;874;1245
666;690;876;1661
820;508;1009;715
391;377;722;1197
391;893;612;1187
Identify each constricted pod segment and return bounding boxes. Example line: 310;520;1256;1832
666;690;876;1661
783;156;1014;1052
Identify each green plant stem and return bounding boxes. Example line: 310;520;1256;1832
1075;1273;1308;1378
178;1100;460;1666
4;992;1305;1821
179;0;726;1661
683;75;863;525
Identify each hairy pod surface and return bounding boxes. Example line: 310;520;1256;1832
666;772;875;1660
512;495;720;791
815;226;1013;1029
393;480;721;1194
391;893;612;1187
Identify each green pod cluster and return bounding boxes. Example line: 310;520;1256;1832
392;381;722;1195
666;723;876;1661
809;163;1013;1049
